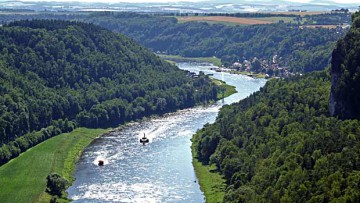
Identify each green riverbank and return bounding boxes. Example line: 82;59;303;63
0;128;108;203
191;79;237;203
229;70;267;79
191;136;226;203
158;54;222;67
212;78;237;100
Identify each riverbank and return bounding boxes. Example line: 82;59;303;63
212;78;237;100
0;128;108;203
230;70;267;79
192;75;238;203
191;79;235;203
158;54;222;67
191;135;226;203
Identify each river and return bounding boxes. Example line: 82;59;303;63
67;63;267;203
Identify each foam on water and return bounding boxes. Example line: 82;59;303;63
93;156;109;166
71;182;165;202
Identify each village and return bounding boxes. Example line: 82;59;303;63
173;54;296;79
211;55;295;79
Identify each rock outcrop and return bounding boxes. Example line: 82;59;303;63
330;12;360;119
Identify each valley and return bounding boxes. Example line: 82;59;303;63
0;1;359;202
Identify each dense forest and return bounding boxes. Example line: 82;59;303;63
0;12;348;73
193;12;360;202
0;20;218;165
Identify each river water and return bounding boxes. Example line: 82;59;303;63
67;63;266;203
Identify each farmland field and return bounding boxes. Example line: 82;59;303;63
252;17;296;23
177;16;273;25
176;11;329;25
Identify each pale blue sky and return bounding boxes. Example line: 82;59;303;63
15;0;360;4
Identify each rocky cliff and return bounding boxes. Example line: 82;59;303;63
330;11;360;119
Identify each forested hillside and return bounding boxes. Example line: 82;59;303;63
194;71;360;202
0;20;217;165
193;12;360;203
83;12;344;73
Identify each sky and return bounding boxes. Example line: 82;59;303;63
15;0;360;4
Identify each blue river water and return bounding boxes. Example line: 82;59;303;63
67;63;266;202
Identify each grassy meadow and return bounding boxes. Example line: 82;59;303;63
253;16;297;23
0;128;108;203
191;137;226;203
212;78;237;100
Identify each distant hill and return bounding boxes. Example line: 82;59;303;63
0;19;217;165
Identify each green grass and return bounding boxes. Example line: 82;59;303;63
191;137;226;203
212;78;237;100
158;54;222;67
252;17;296;23
0;128;108;203
230;70;266;78
191;79;231;202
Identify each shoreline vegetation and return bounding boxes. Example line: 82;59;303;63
192;133;226;203
0;69;235;203
158;54;222;67
191;80;237;203
229;70;266;79
212;78;237;100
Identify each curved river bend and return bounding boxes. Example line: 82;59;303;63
67;63;266;202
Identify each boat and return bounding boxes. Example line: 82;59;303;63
140;133;149;145
98;160;104;166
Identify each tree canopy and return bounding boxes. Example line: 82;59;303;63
194;70;360;202
193;12;360;202
0;19;218;165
